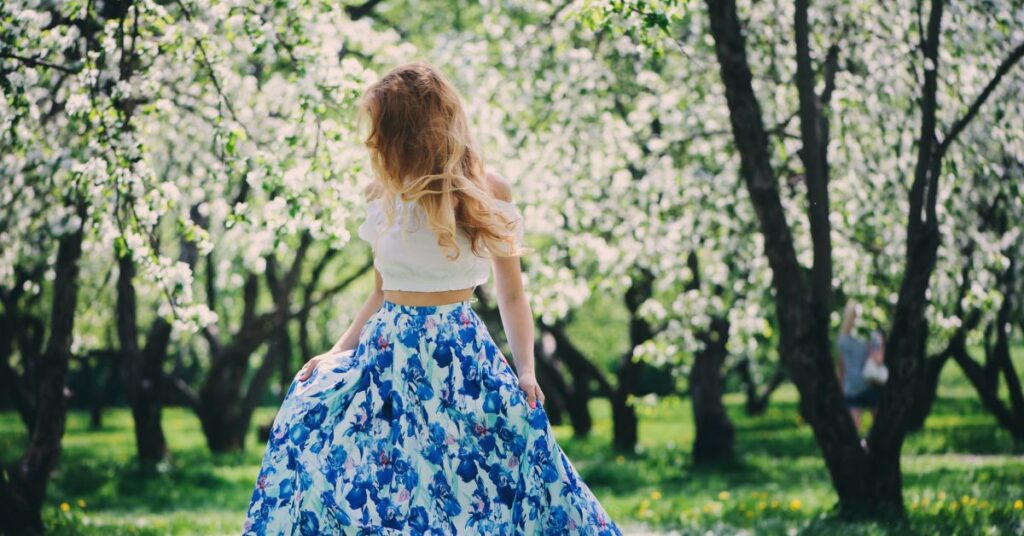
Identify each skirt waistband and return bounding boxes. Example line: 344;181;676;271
380;298;475;316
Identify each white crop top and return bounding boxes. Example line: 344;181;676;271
356;197;525;292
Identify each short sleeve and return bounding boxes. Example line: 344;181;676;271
494;199;525;253
357;200;381;247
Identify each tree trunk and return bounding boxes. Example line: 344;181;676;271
904;351;950;432
704;0;878;515
190;240;362;453
198;318;284;452
704;0;1023;517
733;359;786;416
610;389;638;453
612;270;656;453
542;322;610;438
116;254;169;464
947;287;1024;442
0;277;42;431
0;207;85;534
533;335;569;426
691;316;735;463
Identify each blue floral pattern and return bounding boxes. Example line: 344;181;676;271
243;299;621;535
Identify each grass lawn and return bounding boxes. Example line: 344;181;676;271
2;359;1023;535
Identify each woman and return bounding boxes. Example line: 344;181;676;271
242;61;621;535
836;302;883;436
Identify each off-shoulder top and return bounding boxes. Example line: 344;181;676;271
356;197;525;292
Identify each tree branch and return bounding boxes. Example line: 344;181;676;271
345;0;385;20
0;52;79;74
937;41;1024;161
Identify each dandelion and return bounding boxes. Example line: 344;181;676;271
789;499;802;511
1014;499;1023;510
77;499;86;508
650;490;662;500
938;491;947;501
60;502;70;513
718;491;730;501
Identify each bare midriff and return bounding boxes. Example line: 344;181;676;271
383;287;475;306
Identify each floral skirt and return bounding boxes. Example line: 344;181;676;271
242;299;621;535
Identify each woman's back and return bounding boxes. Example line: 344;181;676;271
357;195;523;292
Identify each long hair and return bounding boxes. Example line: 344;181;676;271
360;61;524;260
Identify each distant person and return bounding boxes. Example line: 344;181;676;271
837;303;885;439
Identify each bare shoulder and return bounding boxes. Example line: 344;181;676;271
484;171;514;202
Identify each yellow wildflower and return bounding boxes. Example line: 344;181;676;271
77;499;86;508
789;499;802;511
718;491;730;501
59;502;70;513
650;490;662;501
1014;499;1023;510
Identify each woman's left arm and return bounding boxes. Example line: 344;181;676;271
487;171;544;408
492;254;544;408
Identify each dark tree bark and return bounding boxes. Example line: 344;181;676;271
0;204;85;534
544;321;616;438
82;349;118;430
946;255;1024;441
115;206;207;463
196;271;290;453
703;0;1024;516
691;314;734;463
733;359;786;416
188;240;369;453
704;0;870;511
0;266;46;431
905;247;980;432
610;269;656;453
116;254;169;463
345;0;385;21
532;334;570;426
686;253;735;463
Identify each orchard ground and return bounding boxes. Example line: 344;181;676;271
1;349;1023;536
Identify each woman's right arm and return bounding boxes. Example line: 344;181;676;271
297;268;384;380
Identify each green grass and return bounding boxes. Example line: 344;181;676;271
2;365;1024;534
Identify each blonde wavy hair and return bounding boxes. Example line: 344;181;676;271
360;61;525;260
